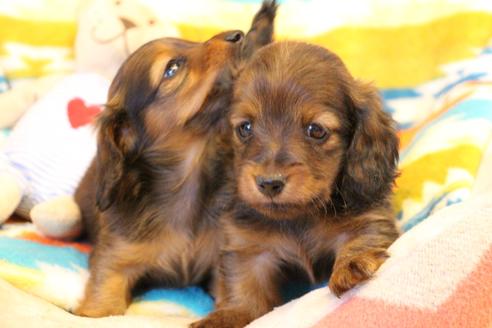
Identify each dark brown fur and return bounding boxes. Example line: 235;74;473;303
74;1;277;317
192;42;400;328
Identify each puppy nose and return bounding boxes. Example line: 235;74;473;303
256;176;285;198
224;30;244;43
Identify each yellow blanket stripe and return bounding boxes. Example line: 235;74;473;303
0;15;76;48
308;12;492;88
394;144;483;212
176;12;492;88
0;260;44;290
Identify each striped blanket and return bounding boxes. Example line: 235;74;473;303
249;192;492;328
1;0;492;327
2;190;491;328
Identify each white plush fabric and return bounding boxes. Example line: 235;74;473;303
0;73;109;217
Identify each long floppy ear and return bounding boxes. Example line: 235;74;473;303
95;109;140;211
94;53;155;211
335;80;399;213
240;0;277;59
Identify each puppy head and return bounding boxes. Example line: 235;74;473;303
95;1;278;211
231;42;399;219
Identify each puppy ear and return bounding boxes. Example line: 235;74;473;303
95;108;139;211
94;50;158;211
241;0;277;59
336;81;399;213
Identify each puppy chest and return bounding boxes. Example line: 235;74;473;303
152;230;221;284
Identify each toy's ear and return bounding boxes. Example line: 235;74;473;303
335;80;399;213
240;0;278;60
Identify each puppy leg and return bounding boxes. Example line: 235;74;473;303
75;243;145;317
192;251;282;328
329;215;399;296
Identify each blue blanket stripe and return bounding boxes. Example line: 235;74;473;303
0;237;88;270
134;287;214;316
0;236;215;315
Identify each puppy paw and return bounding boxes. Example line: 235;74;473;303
74;299;126;318
329;248;389;297
190;309;252;328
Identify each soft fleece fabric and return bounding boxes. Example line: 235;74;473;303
249;192;492;328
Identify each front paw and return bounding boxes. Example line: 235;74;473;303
329;248;389;297
74;298;127;317
191;309;252;328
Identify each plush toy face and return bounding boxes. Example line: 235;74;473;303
90;0;159;43
75;0;180;80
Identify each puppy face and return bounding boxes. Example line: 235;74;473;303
107;30;244;139
231;42;399;219
95;30;245;210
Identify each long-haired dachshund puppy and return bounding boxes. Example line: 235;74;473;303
193;41;400;328
74;1;277;317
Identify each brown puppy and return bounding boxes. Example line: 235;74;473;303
193;41;400;328
74;1;277;318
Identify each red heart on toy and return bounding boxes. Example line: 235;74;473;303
67;98;102;129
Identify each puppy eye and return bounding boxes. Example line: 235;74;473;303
164;57;185;79
236;121;253;140
306;123;328;140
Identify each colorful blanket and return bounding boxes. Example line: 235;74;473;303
249;192;492;328
2;193;491;328
393;43;492;230
1;0;492;327
0;224;214;321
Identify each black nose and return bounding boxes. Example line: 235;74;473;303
256;176;285;198
224;30;244;43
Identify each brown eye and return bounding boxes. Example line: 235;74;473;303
236;121;253;140
306;123;328;140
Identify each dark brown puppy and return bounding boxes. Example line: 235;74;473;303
193;41;400;328
74;1;277;318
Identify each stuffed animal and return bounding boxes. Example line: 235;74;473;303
0;73;108;237
0;0;179;238
0;75;66;129
74;0;179;80
0;0;179;129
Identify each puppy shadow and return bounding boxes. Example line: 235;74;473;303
280;253;335;303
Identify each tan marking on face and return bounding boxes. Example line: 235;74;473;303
175;69;219;125
314;111;341;131
230;113;250;128
322;131;343;150
149;54;172;88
